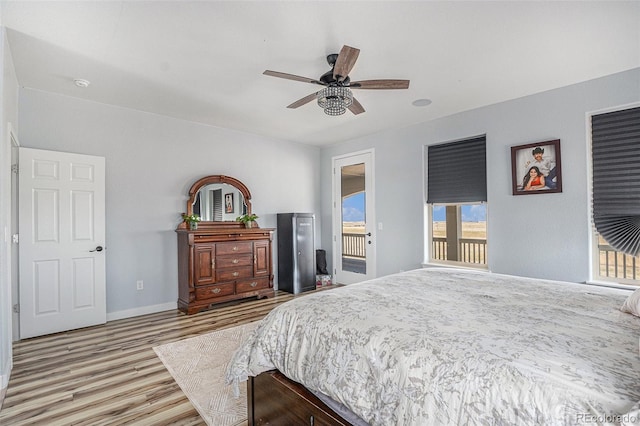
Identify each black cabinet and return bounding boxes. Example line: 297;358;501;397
277;213;316;294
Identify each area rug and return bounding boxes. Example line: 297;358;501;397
153;322;259;426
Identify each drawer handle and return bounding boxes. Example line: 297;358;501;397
211;288;221;294
310;415;314;426
232;259;239;264
232;272;239;277
250;281;258;288
232;246;238;251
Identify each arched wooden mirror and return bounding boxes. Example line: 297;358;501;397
181;175;252;229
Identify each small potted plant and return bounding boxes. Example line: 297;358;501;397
236;213;259;228
182;213;201;230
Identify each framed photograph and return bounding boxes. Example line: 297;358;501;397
224;193;234;213
511;139;562;195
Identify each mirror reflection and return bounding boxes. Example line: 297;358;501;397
193;183;247;221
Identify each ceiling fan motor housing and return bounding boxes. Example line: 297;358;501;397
320;70;350;86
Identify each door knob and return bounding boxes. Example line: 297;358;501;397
90;245;105;252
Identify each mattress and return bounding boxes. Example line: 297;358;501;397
226;268;640;425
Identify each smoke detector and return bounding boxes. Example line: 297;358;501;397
73;78;90;88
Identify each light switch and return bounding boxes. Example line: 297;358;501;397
378;222;383;230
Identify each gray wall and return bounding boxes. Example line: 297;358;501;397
11;68;640;322
320;68;640;283
17;89;321;317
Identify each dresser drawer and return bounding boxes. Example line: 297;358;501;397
195;283;235;300
216;254;253;269
216;241;252;255
216;266;253;281
236;277;270;293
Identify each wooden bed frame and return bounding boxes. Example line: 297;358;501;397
247;370;352;425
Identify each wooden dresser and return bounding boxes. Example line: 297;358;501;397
176;227;275;315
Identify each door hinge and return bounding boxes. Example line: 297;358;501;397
11;163;18;174
13;304;19;313
12;234;19;244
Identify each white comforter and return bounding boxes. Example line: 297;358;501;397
226;268;640;425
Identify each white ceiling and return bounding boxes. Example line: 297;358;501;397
1;1;639;146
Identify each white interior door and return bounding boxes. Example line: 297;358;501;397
19;148;106;339
333;150;376;284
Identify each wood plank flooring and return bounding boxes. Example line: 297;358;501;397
0;290;305;425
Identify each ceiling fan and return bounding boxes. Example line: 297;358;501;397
263;45;410;116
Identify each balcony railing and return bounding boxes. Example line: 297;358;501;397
432;237;448;261
342;233;366;258
598;244;640;281
432;237;487;265
344;234;489;265
431;240;638;282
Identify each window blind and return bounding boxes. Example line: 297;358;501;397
213;189;223;221
592;106;640;256
427;135;487;204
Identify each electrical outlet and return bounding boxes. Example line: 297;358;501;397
136;280;143;290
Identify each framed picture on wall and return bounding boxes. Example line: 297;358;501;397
511;139;562;195
224;193;234;213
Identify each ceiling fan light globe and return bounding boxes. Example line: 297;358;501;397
324;99;347;116
317;87;353;116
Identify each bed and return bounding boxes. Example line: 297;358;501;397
226;268;640;425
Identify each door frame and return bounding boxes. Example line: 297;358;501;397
9;125;19;341
332;149;376;284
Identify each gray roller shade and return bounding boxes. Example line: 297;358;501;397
427;136;487;204
592;106;640;256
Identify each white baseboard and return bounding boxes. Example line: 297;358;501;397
107;302;177;322
1;354;12;395
0;384;6;411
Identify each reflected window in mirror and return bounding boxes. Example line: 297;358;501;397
192;183;247;222
183;175;252;229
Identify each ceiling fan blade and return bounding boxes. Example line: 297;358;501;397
350;79;410;90
333;45;360;82
287;92;318;109
263;70;325;86
348;97;365;115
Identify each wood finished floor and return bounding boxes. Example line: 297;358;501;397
0;290;309;425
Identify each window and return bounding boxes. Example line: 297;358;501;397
431;203;487;265
426;136;487;267
591;105;640;286
595;234;640;284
